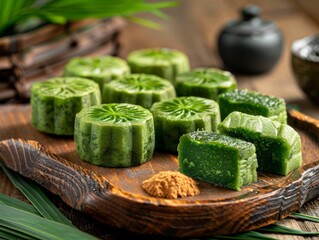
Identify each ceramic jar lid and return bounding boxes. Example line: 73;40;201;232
222;5;277;36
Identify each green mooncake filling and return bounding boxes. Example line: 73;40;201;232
102;73;176;109
217;89;287;123
74;103;155;167
178;131;258;191
31;77;101;135
64;56;130;90
150;96;220;153
175;68;237;100
218;111;302;175
127;48;190;82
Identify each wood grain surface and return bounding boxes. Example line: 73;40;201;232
0;105;318;238
2;0;319;239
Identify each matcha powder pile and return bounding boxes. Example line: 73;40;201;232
141;171;200;199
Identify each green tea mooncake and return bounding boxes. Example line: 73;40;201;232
102;73;176;109
127;48;190;82
64;56;130;89
31;77;101;135
150;96;220;153
178;131;258;191
74;103;155;167
175;68;237;100
217;89;287;123
218;111;302;175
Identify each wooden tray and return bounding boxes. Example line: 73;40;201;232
0;104;319;238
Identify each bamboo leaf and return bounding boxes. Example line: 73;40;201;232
127;16;163;30
290;212;319;222
151;9;171;20
0;0;180;35
0;204;99;240
0;0;34;34
38;13;67;24
0;162;72;226
0;193;40;216
258;224;319;236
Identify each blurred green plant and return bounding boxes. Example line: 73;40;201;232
0;0;179;36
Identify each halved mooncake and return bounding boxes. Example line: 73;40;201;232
31;77;101;135
74;103;155;167
150;96;220;153
127;48;190;82
102;73;176;109
218;111;302;175
217;89;287;123
178;131;258;191
64;56;130;90
175;68;237;100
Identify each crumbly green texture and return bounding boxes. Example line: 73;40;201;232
64;56;130;90
74;103;155;167
127;48;190;82
175;68;237;100
178;131;258;191
218;111;302;175
217;89;287;123
102;73;176;109
150;96;220;153
31;77;101;135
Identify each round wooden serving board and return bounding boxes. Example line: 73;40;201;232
0;105;319;237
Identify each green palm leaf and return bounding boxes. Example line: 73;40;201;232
0;204;98;240
0;225;35;240
258;224;319;236
0;162;72;226
290;212;319;222
0;193;40;216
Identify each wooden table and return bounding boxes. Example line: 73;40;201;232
1;0;319;239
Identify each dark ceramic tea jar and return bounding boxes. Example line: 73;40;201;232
217;5;283;74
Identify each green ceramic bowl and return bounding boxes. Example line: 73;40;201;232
291;35;319;105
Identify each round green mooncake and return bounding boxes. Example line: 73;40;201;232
74;103;155;167
150;96;221;153
64;56;130;89
31;77;101;135
102;73;176;109
175;68;237;100
127;48;190;82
